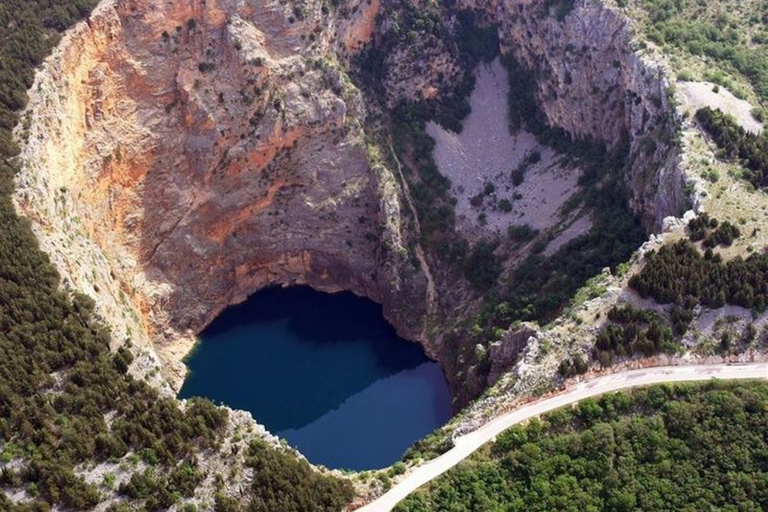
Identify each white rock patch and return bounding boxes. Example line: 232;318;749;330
678;81;763;134
427;57;588;240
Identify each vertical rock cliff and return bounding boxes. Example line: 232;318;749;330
15;0;430;388
494;0;687;230
15;0;688;405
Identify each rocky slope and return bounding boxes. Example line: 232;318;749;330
15;0;688;410
15;0;431;390
496;0;686;231
379;0;686;231
368;0;689;398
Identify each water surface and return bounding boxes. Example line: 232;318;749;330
179;286;451;470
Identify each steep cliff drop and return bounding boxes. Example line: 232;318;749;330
15;0;432;393
14;0;687;416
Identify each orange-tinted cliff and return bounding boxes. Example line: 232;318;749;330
15;0;428;388
15;0;686;403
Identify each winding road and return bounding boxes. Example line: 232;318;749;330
357;363;768;512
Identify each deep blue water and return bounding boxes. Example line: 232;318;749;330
179;286;451;470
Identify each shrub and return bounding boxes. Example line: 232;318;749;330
507;224;539;243
696;107;768;189
511;167;526;186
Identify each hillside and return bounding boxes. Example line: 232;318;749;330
397;380;768;511
2;0;768;509
0;1;353;510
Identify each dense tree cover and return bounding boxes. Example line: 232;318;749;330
630;239;768;312
501;189;643;324
505;55;546;136
696;106;768;189
0;1;353;510
462;239;502;290
397;381;768;511
245;440;355;512
593;305;677;367
354;4;498;132
636;0;768;103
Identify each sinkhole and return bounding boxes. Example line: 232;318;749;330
178;286;451;470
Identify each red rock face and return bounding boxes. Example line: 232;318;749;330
16;0;429;388
17;0;685;401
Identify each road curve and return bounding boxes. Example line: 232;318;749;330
357;363;768;512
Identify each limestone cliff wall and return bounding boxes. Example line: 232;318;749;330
368;0;689;400
15;0;429;389
493;0;687;230
16;0;689;404
381;0;687;230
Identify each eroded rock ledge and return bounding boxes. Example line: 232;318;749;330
15;0;687;406
496;0;686;231
15;0;430;389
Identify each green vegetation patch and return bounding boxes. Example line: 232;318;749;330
245;440;355;512
397;380;768;511
593;305;677;367
630;238;768;315
635;0;768;103
696;106;768;189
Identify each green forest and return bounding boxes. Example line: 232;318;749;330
0;1;352;510
629;238;768;312
635;0;768;104
696;106;768;189
396;380;768;511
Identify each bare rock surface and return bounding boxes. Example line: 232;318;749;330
15;0;427;390
678;81;764;134
490;0;688;231
427;58;587;240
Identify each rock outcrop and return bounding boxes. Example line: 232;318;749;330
15;0;429;388
493;0;687;230
487;324;537;386
15;0;687;407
